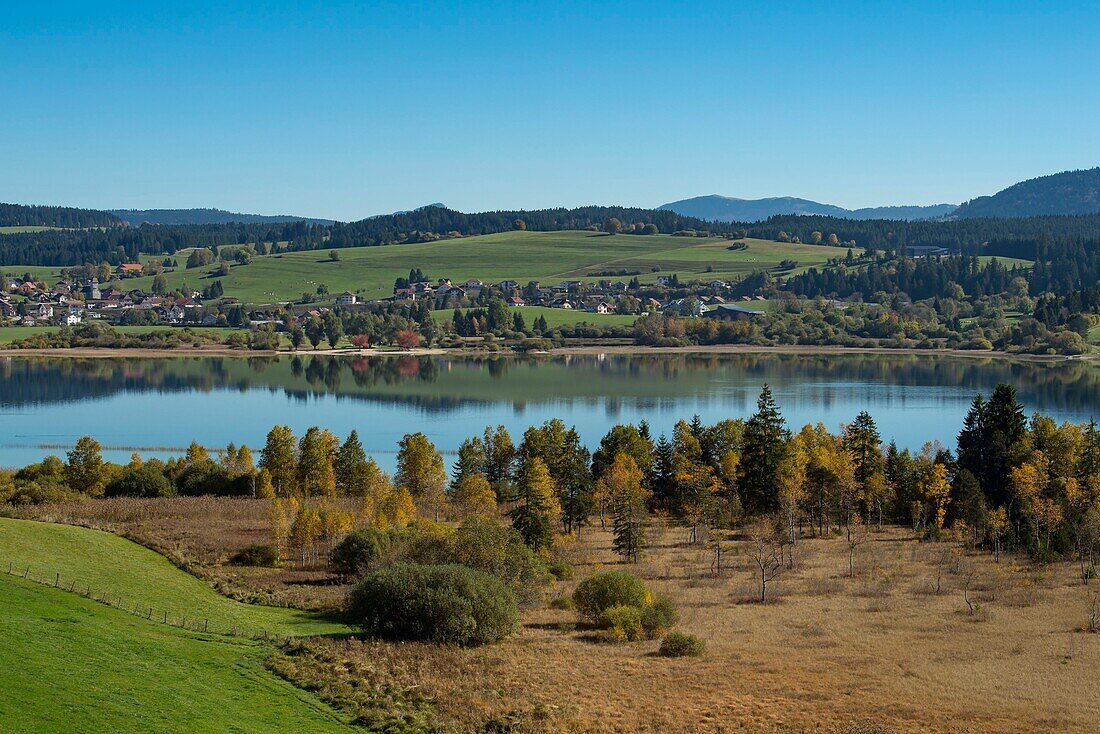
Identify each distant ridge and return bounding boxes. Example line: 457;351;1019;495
951;167;1100;218
0;202;124;229
110;208;335;226
658;195;955;223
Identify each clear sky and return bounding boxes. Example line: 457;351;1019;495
2;1;1098;221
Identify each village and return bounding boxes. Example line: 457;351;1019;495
0;262;771;330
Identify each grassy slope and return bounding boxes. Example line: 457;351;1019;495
52;232;851;304
0;518;346;636
0;575;350;733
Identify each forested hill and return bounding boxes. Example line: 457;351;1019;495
110;208;335;226
952;168;1100;218
0;206;731;266
737;212;1100;253
0;202;124;229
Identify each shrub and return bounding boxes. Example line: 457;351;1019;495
331;527;391;578
232;544;279;567
105;465;174;498
347;563;518;646
658;632;704;657
598;604;644;641
547;561;574;581
641;594;679;638
446;518;549;591
572;571;649;623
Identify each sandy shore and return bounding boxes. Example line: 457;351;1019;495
0;343;1089;363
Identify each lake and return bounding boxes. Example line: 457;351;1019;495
2;352;1098;471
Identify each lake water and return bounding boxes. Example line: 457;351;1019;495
2;352;1098;472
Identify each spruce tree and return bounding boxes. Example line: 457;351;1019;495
738;385;791;515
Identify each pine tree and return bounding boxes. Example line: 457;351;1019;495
508;456;560;551
600;454;649;562
335;430;370;495
652;434;675;510
738;385;791;515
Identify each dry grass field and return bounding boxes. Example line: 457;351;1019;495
9;499;1100;732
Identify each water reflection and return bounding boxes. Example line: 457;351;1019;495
1;353;1097;471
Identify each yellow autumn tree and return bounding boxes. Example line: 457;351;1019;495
450;473;497;519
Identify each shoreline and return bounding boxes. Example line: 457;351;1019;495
0;343;1090;363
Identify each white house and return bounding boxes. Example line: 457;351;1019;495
335;291;358;306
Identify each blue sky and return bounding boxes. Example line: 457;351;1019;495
1;1;1098;221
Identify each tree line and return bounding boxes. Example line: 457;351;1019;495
5;383;1096;576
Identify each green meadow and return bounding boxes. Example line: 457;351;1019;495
0;325;237;345
45;231;853;305
0;518;346;637
0;575;351;733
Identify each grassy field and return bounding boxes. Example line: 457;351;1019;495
433;304;640;329
0;226;61;234
22;231;852;305
0;517;346;636
0;325;237;345
0;575;351;733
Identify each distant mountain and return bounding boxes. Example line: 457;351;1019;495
0;202;124;229
951;168;1100;219
109;208;335;226
658;195;955;223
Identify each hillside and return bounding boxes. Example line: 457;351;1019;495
0;518;345;637
0;576;350;733
111;208;336;226
659;195;954;222
952;167;1100;218
109;230;854;304
0;202;124;229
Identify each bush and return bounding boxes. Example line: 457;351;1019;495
331;527;391;578
640;593;679;638
105;465;174;498
232;544;279;567
598;604;644;641
347;563;519;646
446;518;549;590
658;632;704;657
572;571;649;623
547;561;574;581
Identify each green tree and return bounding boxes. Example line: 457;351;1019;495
335;430;370;495
603;217;622;234
843;411;885;520
592;424;654;484
323;311;343;349
738;385;791;514
151;273;168;295
509;455;560;551
452;436;488;485
65;436;106;496
304;315;325;350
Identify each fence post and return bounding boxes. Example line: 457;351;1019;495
23;566;29;578
54;573;59;587
204;619;209;633
69;580;76;592
164;611;168;624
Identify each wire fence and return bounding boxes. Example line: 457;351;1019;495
3;560;286;644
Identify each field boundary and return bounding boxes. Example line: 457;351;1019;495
2;559;297;643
